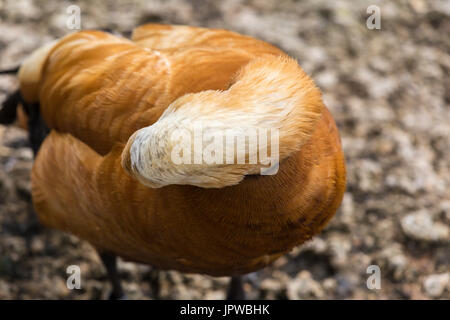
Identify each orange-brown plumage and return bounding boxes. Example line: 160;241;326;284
19;24;346;276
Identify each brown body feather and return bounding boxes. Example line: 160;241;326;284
21;24;345;276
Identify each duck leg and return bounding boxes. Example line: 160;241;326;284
97;250;126;300
226;275;246;300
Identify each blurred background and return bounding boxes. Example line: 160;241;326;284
0;0;449;299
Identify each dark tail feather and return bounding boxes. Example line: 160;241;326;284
0;65;21;124
0;89;49;156
0;89;21;124
0;65;49;156
27;102;49;156
0;66;20;74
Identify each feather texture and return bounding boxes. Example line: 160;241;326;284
21;24;345;276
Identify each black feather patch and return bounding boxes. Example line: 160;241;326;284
26;101;49;156
0;89;21;124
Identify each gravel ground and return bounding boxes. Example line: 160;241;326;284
0;0;449;299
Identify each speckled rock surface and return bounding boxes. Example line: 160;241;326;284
0;0;449;299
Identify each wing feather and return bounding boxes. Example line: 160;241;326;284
22;26;282;155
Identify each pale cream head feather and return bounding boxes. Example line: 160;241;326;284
122;55;324;188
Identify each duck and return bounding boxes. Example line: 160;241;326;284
0;24;346;299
